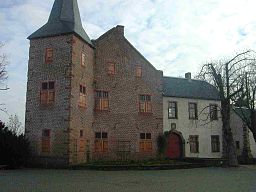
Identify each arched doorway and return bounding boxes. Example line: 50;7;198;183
166;132;183;159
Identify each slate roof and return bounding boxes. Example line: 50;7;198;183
28;0;92;46
163;76;221;100
233;107;251;123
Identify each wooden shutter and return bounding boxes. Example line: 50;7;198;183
136;66;142;77
48;91;55;104
79;94;86;107
81;53;86;66
108;63;115;75
139;102;145;112
45;48;53;64
145;141;152;151
42;138;51;153
139;141;145;152
95;140;102;152
95;98;101;110
101;99;109;110
146;102;152;113
79;139;85;152
40;91;48;105
103;140;108;152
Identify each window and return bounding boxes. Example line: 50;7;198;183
94;132;108;152
107;63;116;75
211;135;220;152
189;103;198;119
40;81;55;105
168;101;178;119
236;141;240;150
79;130;85;152
45;48;53;64
210;104;218;121
95;91;109;111
42;129;51;153
79;85;86;107
139;95;152;113
135;66;142;77
139;133;152;152
81;52;86;67
189;135;199;153
80;130;84;138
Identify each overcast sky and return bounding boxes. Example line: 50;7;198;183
1;0;256;124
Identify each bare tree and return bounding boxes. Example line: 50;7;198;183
0;43;8;89
196;50;256;167
7;114;24;135
0;43;9;113
235;72;256;143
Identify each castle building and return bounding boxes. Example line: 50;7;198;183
26;0;255;167
163;74;223;159
25;0;163;166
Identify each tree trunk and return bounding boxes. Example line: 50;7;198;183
250;110;256;143
221;100;239;167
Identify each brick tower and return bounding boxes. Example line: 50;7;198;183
26;0;163;167
25;0;94;166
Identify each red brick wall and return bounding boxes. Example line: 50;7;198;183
92;26;163;160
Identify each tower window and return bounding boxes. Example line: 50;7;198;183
40;81;55;105
42;129;51;153
45;48;53;64
81;52;86;67
79;85;86;108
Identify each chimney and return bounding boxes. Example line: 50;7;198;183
116;25;124;36
185;72;191;79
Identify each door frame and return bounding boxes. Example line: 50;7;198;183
165;130;185;159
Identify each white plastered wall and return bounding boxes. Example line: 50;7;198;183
163;97;222;158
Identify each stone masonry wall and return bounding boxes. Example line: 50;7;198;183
25;35;74;166
93;26;163;160
68;35;95;164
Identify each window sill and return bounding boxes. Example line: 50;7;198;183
168;117;178;119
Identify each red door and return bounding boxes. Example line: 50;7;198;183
167;133;181;159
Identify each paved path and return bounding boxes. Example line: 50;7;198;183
1;166;256;192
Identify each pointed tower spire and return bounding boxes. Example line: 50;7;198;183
28;0;92;46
